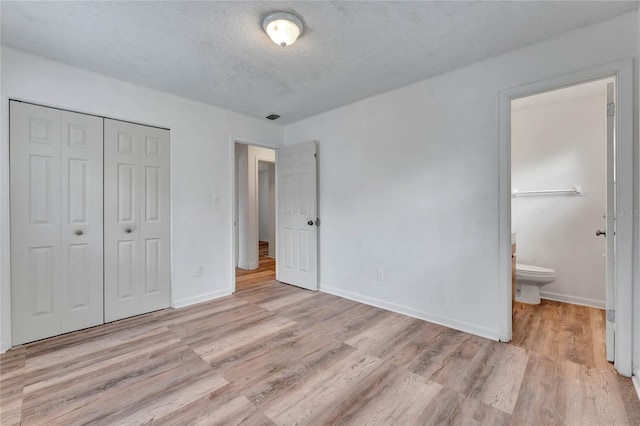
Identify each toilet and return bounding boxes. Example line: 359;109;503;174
515;263;556;304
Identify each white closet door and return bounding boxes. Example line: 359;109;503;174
104;119;170;322
60;110;105;333
10;102;103;345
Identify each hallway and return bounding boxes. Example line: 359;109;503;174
236;252;275;290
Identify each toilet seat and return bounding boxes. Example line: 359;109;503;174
516;263;555;277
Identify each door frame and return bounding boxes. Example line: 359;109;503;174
229;136;279;293
498;59;634;376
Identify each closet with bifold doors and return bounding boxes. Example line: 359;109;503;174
9;101;171;346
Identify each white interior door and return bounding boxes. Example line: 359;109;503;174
276;141;318;291
605;82;615;362
104;119;170;322
59;110;105;333
10;101;104;345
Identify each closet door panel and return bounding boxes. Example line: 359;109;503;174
139;125;171;313
60;110;104;333
104;119;142;322
10;102;62;345
104;119;170;322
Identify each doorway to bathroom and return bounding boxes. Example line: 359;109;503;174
498;60;634;376
511;77;614;368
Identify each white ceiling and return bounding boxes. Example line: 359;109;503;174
1;1;637;124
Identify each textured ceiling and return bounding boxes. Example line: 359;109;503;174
1;1;637;124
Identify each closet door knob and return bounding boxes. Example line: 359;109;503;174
596;229;606;237
125;228;133;234
75;230;83;236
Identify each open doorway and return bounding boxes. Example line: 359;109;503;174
509;77;614;369
234;142;276;290
499;59;634;376
232;139;319;294
258;160;276;259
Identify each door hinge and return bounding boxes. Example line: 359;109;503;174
607;309;615;323
607;102;616;118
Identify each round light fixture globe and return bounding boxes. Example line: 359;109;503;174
262;12;303;47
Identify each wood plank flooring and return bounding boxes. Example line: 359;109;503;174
512;300;608;370
1;259;639;425
236;255;276;289
259;241;269;257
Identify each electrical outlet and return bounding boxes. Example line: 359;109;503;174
195;266;203;277
377;269;384;281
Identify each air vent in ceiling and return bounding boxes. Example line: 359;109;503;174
266;114;280;120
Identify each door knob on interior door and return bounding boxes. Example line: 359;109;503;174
75;230;83;236
307;220;314;226
596;229;606;237
125;228;134;233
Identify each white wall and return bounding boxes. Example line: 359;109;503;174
259;169;269;241
257;163;276;252
236;143;249;268
268;162;276;257
284;11;639;340
634;8;640;382
512;92;607;308
0;47;284;351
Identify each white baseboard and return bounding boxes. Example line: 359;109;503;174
320;285;500;342
173;288;232;309
268;251;275;258
237;260;259;270
539;291;605;309
632;370;640;402
0;340;9;354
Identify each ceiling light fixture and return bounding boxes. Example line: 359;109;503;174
262;12;303;47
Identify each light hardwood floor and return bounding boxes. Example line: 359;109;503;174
235;255;276;289
1;258;639;425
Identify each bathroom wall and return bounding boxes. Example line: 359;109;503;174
511;82;609;308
